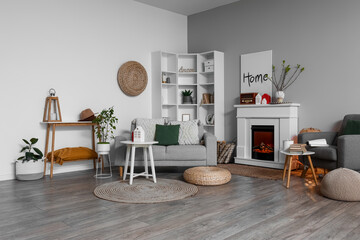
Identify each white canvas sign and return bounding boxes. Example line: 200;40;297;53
240;50;272;96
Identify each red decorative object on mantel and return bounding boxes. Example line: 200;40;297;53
261;94;271;104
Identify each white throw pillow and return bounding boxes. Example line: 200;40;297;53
170;120;199;145
136;118;164;142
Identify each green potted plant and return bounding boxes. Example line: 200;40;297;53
182;89;193;104
16;138;44;180
269;60;305;103
92;106;118;154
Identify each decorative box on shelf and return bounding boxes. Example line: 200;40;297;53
240;92;258;104
203;59;214;72
204;65;214;72
204;59;214;66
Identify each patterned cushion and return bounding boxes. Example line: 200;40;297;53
170;120;199;145
136;118;164;142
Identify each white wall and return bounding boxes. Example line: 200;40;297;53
188;0;360;141
0;0;187;180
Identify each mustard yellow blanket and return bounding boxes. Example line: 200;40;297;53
46;147;98;165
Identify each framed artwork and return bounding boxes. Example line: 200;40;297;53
182;114;190;121
240;50;272;97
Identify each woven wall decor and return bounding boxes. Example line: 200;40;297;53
117;61;148;96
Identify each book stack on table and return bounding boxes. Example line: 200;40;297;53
289;144;307;153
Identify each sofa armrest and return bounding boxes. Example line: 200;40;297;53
114;131;131;165
337;134;360;170
298;132;338;145
204;132;217;166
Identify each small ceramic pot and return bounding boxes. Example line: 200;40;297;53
183;96;192;104
275;91;285;103
97;143;110;154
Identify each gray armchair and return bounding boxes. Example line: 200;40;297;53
298;114;360;171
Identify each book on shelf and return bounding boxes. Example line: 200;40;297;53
202;93;211;104
289;144;307;153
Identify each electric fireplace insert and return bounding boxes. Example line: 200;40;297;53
251;125;274;161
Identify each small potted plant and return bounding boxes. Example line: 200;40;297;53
16;138;44;180
182;89;193;104
92;106;118;154
269;60;305;103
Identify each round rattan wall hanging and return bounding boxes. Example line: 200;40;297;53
117;61;148;96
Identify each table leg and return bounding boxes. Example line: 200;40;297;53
123;146;130;180
119;166;123;178
43;123;50;176
148;145;156;183
101;155;105;172
307;155;318;185
50;124;56;179
143;147;148;179
286;156;293;188
129;146;136;185
92;126;96;170
95;155;101;177
282;155;289;181
301;166;309;178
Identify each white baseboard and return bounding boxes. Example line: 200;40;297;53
0;162;95;181
44;162;94;176
0;173;16;181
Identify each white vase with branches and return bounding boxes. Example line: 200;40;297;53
269;60;305;103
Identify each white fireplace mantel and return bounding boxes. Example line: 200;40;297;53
234;103;300;169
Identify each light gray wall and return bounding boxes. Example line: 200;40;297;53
188;0;360;141
0;0;187;180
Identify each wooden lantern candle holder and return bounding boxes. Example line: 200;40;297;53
43;88;62;122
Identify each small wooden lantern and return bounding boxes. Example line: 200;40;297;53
133;126;145;142
43;88;62;122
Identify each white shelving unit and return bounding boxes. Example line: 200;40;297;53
152;51;224;140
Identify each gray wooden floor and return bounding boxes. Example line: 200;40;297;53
1;169;359;240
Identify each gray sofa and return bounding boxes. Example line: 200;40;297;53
114;119;217;167
298;114;360;171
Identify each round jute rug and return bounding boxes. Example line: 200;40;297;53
93;178;198;204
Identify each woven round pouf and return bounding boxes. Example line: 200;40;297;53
183;166;231;186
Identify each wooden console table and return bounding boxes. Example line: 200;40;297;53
42;122;98;178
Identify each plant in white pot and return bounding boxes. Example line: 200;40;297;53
269;60;305;103
16;138;44;180
92;106;118;154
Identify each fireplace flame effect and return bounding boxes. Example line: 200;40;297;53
253;142;274;154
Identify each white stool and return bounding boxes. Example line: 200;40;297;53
120;141;158;185
95;152;112;179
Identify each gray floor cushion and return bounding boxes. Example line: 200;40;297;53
320;168;360;201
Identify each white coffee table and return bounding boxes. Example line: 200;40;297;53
280;150;318;188
120;141;158;185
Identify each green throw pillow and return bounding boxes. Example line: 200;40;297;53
155;124;180;146
343;119;360;135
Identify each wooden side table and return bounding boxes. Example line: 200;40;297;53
280;150;318;188
42;121;98;178
120;141;158;185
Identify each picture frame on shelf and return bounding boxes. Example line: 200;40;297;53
182;114;190;122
